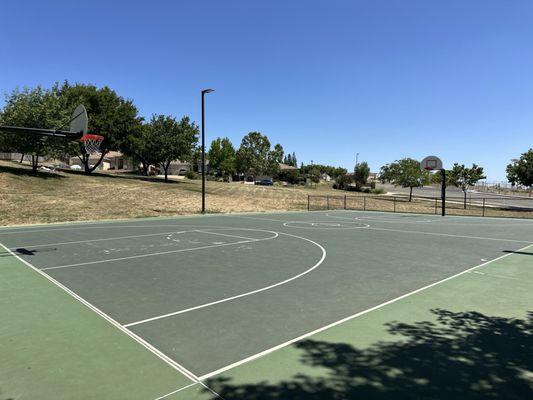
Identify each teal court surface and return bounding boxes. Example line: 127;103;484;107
1;210;532;399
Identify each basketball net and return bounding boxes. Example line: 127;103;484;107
79;134;104;154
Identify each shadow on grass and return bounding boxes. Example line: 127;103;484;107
204;309;533;400
0;164;64;179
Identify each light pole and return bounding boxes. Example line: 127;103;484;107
201;88;214;214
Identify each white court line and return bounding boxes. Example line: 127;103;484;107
470;270;523;281
0;243;199;383
124;232;326;328
194;230;264;242
1;242;223;399
10;230;189;249
198;242;533;381
367;226;533;244
40;238;271;272
8;225;276;249
328;209;533;226
154;382;199;400
230;215;290;223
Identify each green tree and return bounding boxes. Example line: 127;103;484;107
235;132;273;176
208;137;236;179
269;143;284;176
155;115;198;182
120;123;161;176
291;152;297;167
354;161;370;190
335;174;353;190
380;158;430;201
122;115;198;181
60;82;143;174
448;163;486;209
506;149;533;193
0;85;70;172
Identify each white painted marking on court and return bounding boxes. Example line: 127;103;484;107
470;270;523;281
39;235;276;272
327;209;533;226
0;243;200;383
194;230;266;242
123;232;326;328
367;226;533;244
326;212;440;224
283;220;370;229
10;230;190;249
198;242;533;381
153;382;199;399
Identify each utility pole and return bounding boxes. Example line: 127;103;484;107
201;88;214;214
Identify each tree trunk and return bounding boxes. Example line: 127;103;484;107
31;155;38;172
19;154;24;163
463;191;467;209
163;162;170;182
82;151;106;174
141;162;149;176
409;186;413;202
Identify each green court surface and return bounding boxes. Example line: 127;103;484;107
1;210;532;399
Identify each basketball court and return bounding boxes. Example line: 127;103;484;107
1;210;532;399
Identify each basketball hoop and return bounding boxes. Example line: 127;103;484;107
79;134;104;154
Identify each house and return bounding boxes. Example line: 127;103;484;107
69;151;134;171
278;163;299;172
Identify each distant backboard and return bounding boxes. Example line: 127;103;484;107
420;156;443;171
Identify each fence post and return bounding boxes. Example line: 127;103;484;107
393;196;396;213
344;195;347;210
482;198;485;217
363;196;366;211
327;195;330;210
307;195;310;211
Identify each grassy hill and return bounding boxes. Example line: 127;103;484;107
0;161;344;226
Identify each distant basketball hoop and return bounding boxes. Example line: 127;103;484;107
421;155;446;217
420;156;443;171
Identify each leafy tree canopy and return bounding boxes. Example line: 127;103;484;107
300;164;347;180
380;158;430;201
235;132;279;176
59;81;143;173
354;161;370;188
448;163;485;192
209;137;236;178
0;84;71;171
506;149;533;188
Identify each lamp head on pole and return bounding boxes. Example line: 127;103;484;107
202;88;215;95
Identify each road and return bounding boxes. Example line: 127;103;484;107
378;184;533;210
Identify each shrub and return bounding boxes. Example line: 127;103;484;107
186;170;198;179
370;188;386;194
335;174;353;190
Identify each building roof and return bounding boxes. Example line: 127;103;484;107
278;163;298;171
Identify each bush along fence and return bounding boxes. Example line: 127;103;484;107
308;195;533;219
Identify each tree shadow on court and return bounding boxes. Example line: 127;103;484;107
0;164;65;179
204;309;533;400
503;250;533;256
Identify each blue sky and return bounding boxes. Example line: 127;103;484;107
1;0;532;180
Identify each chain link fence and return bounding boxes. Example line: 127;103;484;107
308;194;533;219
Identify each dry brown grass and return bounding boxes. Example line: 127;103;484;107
2;161;531;226
0;160;349;226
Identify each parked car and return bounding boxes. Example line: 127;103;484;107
256;178;273;186
70;165;82;170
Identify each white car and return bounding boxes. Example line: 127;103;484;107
70;165;82;171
